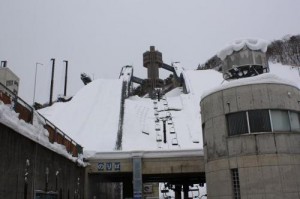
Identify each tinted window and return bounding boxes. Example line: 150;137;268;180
227;112;248;135
248;110;271;132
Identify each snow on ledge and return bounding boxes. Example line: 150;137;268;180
88;149;204;160
0;102;86;167
201;73;299;100
217;38;269;60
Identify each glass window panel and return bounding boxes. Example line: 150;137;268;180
248;110;271;133
271;110;291;132
227;112;248;136
290;112;300;132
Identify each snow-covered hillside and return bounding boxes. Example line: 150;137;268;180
38;63;300;153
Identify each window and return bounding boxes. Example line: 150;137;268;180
227;109;300;136
6;80;13;86
231;169;241;199
227;112;248;136
271;110;291;132
290;112;300;132
248;110;271;132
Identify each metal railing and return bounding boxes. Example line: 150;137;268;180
0;82;83;156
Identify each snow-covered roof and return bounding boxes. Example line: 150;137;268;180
217;38;269;60
201;63;300;99
0;103;86;166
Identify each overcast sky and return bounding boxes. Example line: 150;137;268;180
1;0;300;104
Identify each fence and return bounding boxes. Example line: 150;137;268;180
0;82;83;156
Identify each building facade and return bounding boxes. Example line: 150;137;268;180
0;61;20;95
201;39;300;199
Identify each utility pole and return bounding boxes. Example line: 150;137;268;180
63;60;68;97
49;59;55;105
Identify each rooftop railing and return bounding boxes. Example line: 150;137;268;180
0;82;83;156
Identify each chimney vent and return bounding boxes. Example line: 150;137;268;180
1;61;7;68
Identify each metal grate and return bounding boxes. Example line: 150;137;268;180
231;169;241;199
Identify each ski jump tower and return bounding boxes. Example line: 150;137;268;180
143;46;164;97
201;39;300;199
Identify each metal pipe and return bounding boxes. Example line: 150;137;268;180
163;120;167;143
50;59;55;105
33;62;43;105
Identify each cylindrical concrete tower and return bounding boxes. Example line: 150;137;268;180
143;46;163;90
201;39;300;199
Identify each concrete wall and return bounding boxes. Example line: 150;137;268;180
200;83;300;199
0;123;85;199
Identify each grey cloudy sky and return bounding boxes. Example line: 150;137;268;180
1;0;300;104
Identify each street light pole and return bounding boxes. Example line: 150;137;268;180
33;62;43;105
63;60;68;97
49;58;55;105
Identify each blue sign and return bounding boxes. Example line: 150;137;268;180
114;162;121;171
106;162;112;171
98;162;105;171
98;162;121;171
134;192;142;199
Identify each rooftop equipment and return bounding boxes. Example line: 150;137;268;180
218;39;269;80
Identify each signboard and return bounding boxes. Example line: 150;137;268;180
34;191;58;199
133;191;142;199
98;162;121;171
143;184;153;194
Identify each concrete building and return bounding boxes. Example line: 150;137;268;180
143;46;164;96
201;39;300;199
0;61;20;96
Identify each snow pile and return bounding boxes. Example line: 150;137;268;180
0;102;85;166
217;38;269;60
39;79;123;151
202;63;300;99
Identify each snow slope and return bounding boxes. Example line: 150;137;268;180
122;69;224;151
37;62;300;153
39;79;123;151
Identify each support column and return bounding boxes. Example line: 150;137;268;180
183;184;189;199
84;169;89;199
133;156;143;199
174;185;182;199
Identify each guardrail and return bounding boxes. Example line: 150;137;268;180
0;82;83;156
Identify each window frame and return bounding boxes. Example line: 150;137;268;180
227;109;300;136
